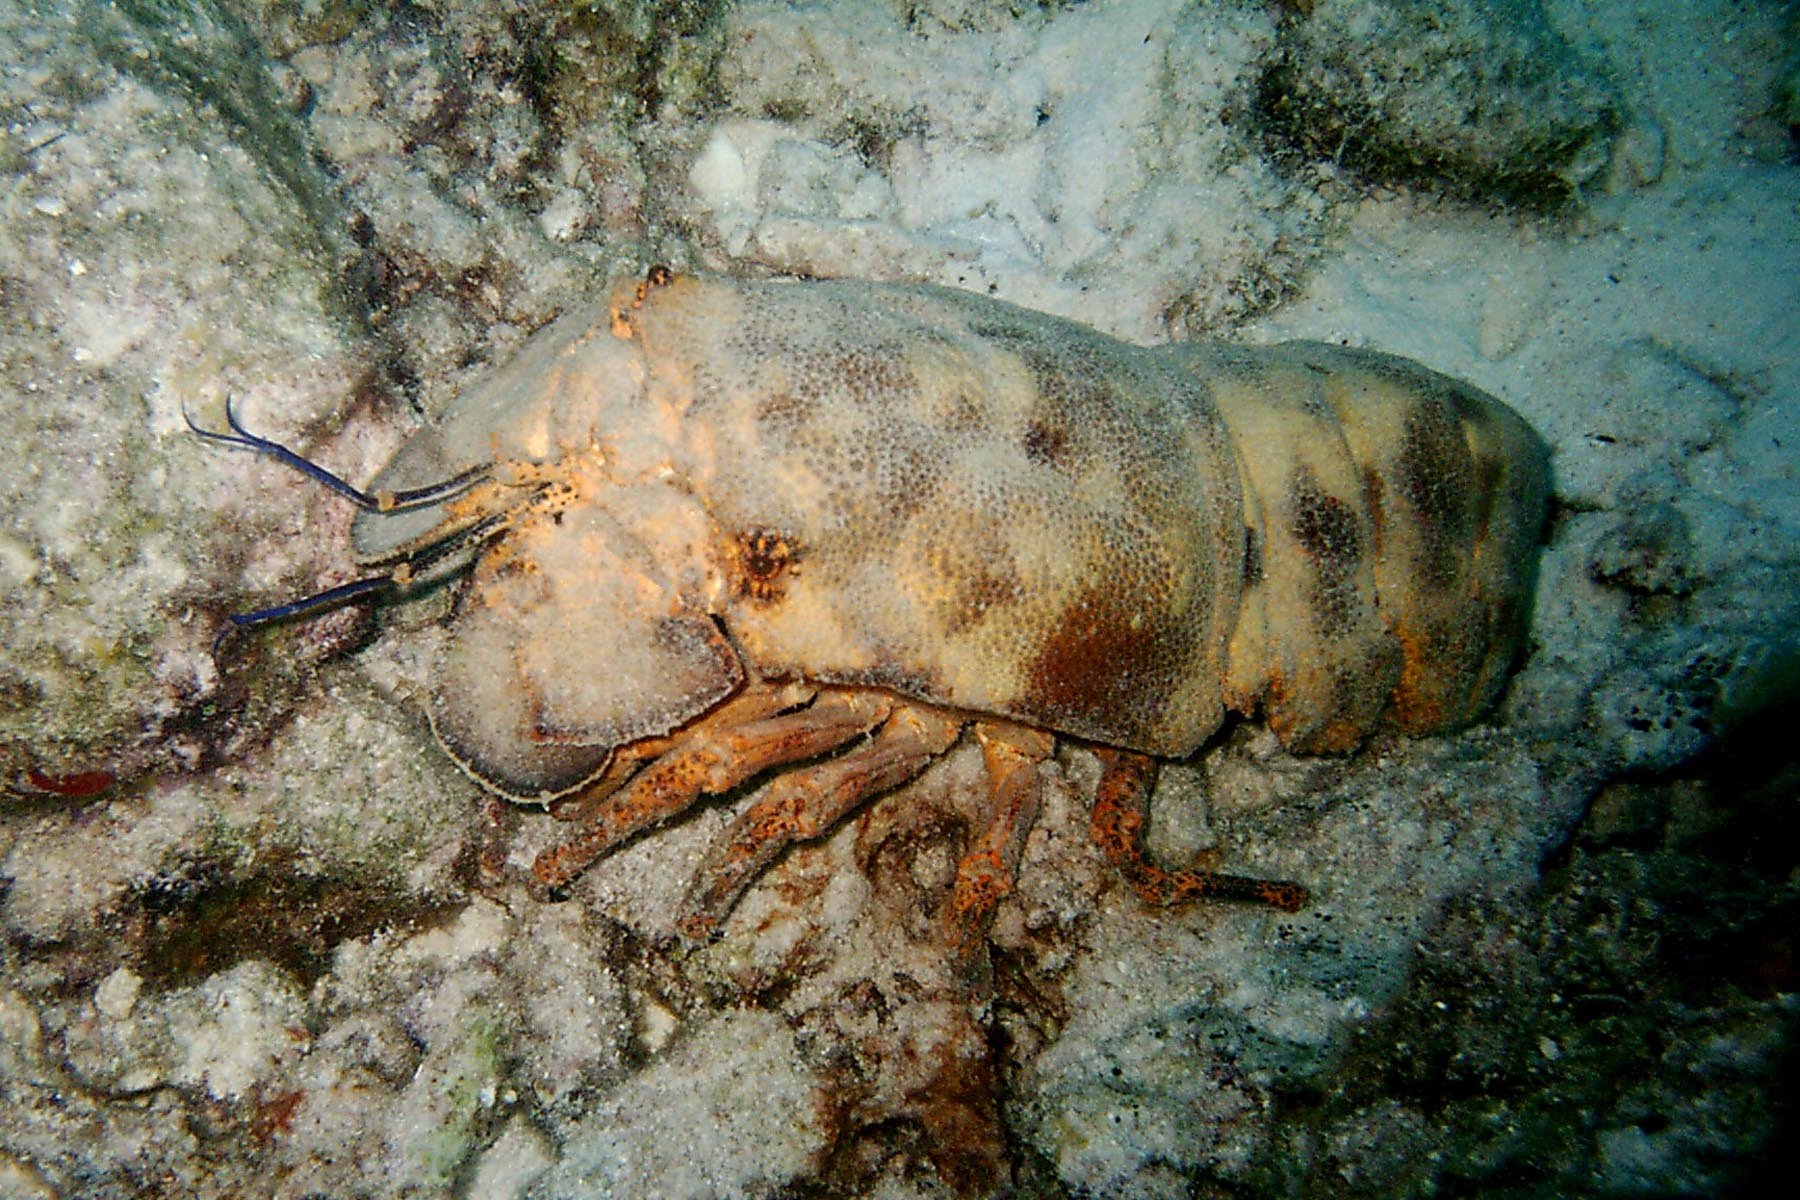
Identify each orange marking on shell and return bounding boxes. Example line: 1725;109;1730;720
1388;622;1448;733
1309;718;1364;754
948;847;1012;919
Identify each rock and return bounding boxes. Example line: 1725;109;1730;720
1257;0;1621;206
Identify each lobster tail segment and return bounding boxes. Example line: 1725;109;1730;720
1171;342;1550;752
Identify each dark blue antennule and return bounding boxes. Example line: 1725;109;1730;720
225;576;394;627
204;499;514;658
189;396;516;659
185;396;490;511
209;575;394;656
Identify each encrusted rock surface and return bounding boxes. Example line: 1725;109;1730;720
2;2;1793;1196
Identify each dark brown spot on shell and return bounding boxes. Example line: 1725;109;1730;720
926;524;1023;635
965;320;1028;346
754;389;816;433
1396;400;1475;588
1469;452;1505;534
828;345;918;404
869;436;941;526
1288;466;1363;636
1360;466;1387;547
1016;344;1121;416
946;566;1023;634
942;390;984;432
1242;524;1264;588
1022;418;1069;466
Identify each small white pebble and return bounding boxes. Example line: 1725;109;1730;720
637;999;679;1054
95;967;143;1021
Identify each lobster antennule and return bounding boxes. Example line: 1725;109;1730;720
189;399;516;655
206;509;516;656
186;395;493;513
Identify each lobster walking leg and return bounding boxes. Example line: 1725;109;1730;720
680;703;963;941
943;722;1055;969
1089;748;1309;913
542;682;811;824
530;685;892;899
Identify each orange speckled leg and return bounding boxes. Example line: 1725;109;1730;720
530;686;892;899
1090;748;1309;913
679;702;964;942
943;722;1055;968
542;683;809;824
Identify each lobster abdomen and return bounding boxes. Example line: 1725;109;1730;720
1176;342;1550;752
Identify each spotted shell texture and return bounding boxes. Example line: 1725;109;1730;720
352;273;1548;802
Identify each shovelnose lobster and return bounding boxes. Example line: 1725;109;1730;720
200;268;1549;946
